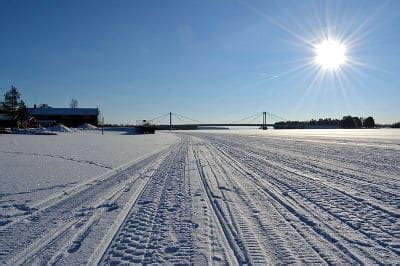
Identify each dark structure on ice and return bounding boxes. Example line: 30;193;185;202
135;120;156;134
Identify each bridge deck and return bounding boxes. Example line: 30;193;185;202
156;123;274;127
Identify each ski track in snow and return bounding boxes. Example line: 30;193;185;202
0;148;171;265
1;131;399;264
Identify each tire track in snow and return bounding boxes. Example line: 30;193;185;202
100;137;238;265
234;137;400;208
186;143;237;264
100;139;195;264
0;149;168;264
206;142;363;264
193;139;341;264
217;141;400;257
3;132;398;264
203;135;400;263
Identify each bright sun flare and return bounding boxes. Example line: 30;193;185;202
315;39;347;70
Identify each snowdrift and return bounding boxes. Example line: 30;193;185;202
46;124;73;132
79;123;98;130
17;128;57;135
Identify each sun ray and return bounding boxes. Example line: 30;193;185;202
233;0;392;120
235;0;317;47
333;68;352;114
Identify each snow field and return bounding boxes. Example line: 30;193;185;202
185;131;400;263
0;131;178;218
1;129;399;264
98;131;400;264
0;145;173;264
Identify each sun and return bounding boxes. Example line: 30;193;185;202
315;39;347;70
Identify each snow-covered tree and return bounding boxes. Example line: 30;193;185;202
1;85;28;121
2;86;21;114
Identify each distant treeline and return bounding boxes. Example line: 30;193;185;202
274;116;376;129
392;122;400;128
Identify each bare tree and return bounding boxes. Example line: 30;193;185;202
70;99;78;108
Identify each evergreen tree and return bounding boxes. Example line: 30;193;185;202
362;117;375;128
16;100;28;121
3;86;21;114
340;116;354;128
353;117;362;128
2;86;28;122
340;116;362;128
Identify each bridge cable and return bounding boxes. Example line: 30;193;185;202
171;114;187;124
148;113;169;123
248;113;263;123
173;112;203;124
266;112;287;122
152;116;170;125
230;112;262;124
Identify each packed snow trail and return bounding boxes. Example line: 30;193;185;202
1;131;399;264
186;133;400;264
98;133;399;265
99;137;235;264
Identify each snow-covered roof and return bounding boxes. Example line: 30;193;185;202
27;108;99;116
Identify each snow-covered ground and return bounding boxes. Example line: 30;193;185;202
0;130;178;223
1;129;399;264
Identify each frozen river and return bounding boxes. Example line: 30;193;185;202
1;129;399;264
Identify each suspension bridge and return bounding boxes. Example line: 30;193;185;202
137;112;287;131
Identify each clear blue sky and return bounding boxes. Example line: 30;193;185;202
1;0;399;124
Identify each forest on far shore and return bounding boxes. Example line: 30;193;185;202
273;116;386;129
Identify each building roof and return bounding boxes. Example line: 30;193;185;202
27;108;99;116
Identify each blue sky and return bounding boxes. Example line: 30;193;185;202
0;0;399;124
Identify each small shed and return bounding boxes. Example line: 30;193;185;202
27;108;99;127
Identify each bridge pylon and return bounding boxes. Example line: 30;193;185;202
169;112;172;131
262;112;267;130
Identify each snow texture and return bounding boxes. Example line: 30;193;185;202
78;123;98;130
0;129;399;264
46;125;73;133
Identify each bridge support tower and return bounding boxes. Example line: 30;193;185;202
169;112;172;131
262;112;267;130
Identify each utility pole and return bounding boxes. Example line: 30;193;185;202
169;112;172;131
262;112;267;130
